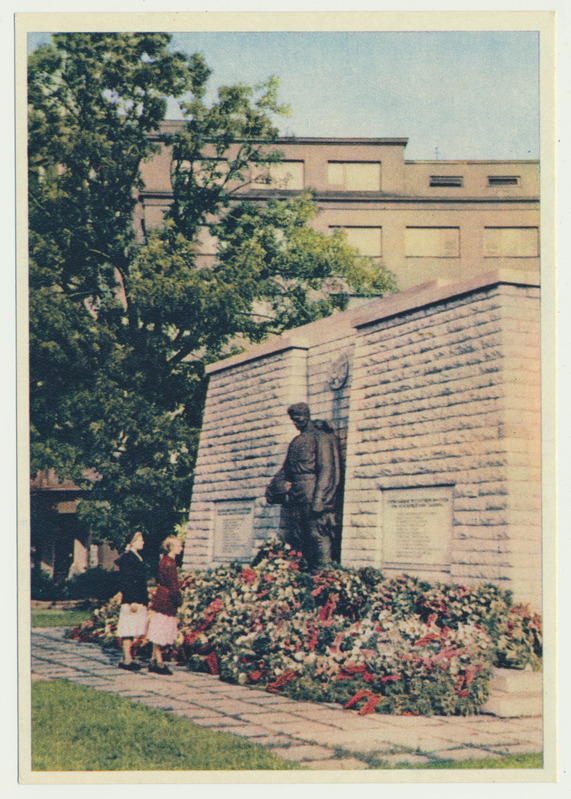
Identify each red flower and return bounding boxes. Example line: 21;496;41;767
241;568;257;584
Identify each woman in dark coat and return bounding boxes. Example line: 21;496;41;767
147;536;184;675
116;531;149;671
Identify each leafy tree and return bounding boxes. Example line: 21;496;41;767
28;33;396;562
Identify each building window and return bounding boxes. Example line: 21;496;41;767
330;226;382;257
488;175;520;186
405;227;460;258
429;175;464;187
327;162;381;191
194;158;229;186
252;161;304;190
483;227;539;258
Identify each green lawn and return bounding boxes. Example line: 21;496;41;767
31;608;94;628
31;678;543;773
31;680;302;771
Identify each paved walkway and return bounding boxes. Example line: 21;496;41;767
31;628;543;771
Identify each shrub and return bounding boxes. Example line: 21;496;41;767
31;567;65;601
63;567;120;602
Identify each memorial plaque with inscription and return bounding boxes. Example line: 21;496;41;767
213;501;255;562
382;486;453;569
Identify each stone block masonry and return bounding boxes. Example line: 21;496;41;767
183;270;542;610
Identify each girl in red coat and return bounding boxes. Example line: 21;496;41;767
147;536;184;675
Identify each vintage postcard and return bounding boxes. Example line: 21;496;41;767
14;7;560;791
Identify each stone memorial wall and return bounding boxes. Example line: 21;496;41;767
183;270;542;608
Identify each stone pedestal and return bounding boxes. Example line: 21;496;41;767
483;669;543;718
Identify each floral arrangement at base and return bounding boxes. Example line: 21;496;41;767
70;538;542;716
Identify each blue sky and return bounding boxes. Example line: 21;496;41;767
28;30;540;160
169;31;540;160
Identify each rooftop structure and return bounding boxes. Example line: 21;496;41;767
138;125;540;291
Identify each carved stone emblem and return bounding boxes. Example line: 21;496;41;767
329;351;349;390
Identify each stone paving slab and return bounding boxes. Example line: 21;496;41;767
247;734;301;748
175;707;232;721
288;706;383;729
371;715;453;729
270;744;337;762
220;723;277;738
243;693;301;706
201;716;249;729
30;628;544;771
265;719;345;737
199;698;269;715
137;696;201;712
238;710;306;725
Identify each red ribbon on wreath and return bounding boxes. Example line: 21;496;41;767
205;651;219;675
344;689;381;716
266;669;298;693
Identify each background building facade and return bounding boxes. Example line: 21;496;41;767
138;123;540;291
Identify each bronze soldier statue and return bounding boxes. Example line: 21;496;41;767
265;403;341;570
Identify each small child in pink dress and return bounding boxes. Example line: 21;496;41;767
147;536;184;675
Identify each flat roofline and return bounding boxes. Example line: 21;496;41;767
405;159;540;165
273;137;409;146
156;122;408;146
206;269;539;375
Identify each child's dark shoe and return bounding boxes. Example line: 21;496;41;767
118;661;141;671
149;662;172;675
